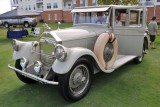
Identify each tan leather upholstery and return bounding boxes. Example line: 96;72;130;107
94;33;118;69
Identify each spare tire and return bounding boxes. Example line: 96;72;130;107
94;33;118;69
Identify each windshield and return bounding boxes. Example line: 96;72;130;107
73;12;109;25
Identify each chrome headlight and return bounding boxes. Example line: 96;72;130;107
12;39;19;51
55;45;67;61
34;61;42;73
20;57;29;69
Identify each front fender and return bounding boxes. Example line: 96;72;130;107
13;40;40;64
52;47;107;74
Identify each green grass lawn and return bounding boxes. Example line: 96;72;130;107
0;24;160;107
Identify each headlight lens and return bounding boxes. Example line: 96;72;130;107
55;45;67;61
34;61;42;73
20;57;29;69
12;39;19;51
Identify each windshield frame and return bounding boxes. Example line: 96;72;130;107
73;11;110;26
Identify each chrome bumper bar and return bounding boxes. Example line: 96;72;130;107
8;64;58;85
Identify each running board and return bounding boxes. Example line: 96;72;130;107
103;55;137;73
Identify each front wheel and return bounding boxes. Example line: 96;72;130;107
24;22;29;28
4;22;9;28
58;58;93;102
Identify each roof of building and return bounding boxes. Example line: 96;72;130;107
0;8;40;19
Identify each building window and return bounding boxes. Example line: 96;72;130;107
29;5;31;10
85;0;88;6
48;14;51;20
80;0;83;6
144;1;154;6
68;4;72;9
92;0;96;6
13;0;18;4
53;2;58;8
157;0;160;2
33;5;36;10
47;3;51;9
73;0;76;7
54;14;57;20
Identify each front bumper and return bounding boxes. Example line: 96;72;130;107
8;64;58;85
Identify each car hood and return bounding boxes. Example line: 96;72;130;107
50;25;106;41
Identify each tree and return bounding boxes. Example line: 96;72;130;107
98;0;139;5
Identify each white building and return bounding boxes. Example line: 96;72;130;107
139;0;160;6
10;0;98;22
139;0;160;22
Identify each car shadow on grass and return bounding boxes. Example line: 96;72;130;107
1;61;138;107
0;83;71;107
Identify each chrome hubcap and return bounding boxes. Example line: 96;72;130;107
69;64;89;95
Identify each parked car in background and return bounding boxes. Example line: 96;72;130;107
0;20;2;25
8;5;148;102
1;17;37;28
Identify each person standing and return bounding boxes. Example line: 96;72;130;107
148;16;158;49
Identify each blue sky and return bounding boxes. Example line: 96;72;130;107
0;0;11;14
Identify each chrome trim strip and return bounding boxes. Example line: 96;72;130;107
8;64;58;85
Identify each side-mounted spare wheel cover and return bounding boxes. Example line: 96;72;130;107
94;33;118;69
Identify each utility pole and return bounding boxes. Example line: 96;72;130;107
10;0;13;10
153;0;156;16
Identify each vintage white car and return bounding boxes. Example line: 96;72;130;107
8;5;148;101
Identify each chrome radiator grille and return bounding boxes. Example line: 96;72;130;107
40;37;56;67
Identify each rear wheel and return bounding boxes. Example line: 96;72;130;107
24;22;29;28
58;58;93;102
15;59;36;84
134;49;144;64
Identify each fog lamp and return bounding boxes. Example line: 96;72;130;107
34;61;42;73
20;57;29;69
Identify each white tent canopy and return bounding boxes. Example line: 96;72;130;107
71;7;110;13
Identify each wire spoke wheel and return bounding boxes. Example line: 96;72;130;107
58;58;93;102
69;64;89;96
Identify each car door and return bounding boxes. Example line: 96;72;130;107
111;7;146;56
10;18;19;25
